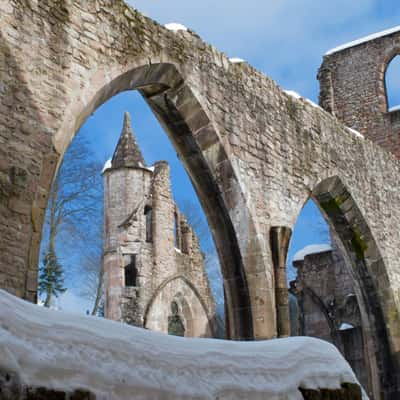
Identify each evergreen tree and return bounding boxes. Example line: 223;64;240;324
39;245;66;307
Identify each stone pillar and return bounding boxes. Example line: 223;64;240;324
270;226;292;338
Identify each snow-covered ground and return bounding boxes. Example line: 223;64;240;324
0;290;366;399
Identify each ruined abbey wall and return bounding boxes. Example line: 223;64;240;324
1;1;400;396
291;237;370;395
319;30;400;159
102;116;216;337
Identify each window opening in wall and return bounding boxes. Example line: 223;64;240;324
125;255;137;287
385;55;400;111
174;212;179;249
168;300;185;336
144;206;152;243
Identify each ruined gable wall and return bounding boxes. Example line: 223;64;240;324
319;31;400;159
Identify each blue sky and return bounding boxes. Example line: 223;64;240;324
47;1;400;314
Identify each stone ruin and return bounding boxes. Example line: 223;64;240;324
102;112;217;337
1;0;400;398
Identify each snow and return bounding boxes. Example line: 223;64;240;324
145;165;155;172
0;289;367;399
102;158;112;173
284;90;301;100
326;25;400;55
229;57;246;63
165;22;188;32
284;90;322;109
388;104;400;112
339;322;355;331
174;247;182;253
346;127;364;139
293;244;332;262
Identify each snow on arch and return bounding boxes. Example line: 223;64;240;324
293;244;332;262
0;289;367;399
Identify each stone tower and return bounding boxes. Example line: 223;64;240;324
102;113;216;338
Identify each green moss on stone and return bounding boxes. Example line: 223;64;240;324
351;229;368;261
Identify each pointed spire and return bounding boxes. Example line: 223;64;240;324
111;112;146;169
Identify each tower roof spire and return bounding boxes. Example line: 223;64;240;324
111;112;146;169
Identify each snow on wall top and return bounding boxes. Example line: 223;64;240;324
339;322;355;331
165;22;188;32
293;244;332;262
0;290;366;400
325;25;400;55
229;57;246;63
101;158;112;173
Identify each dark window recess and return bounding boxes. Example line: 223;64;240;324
144;206;153;243
125;255;137;287
174;213;179;249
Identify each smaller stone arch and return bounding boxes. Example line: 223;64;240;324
311;175;400;399
143;274;215;337
377;47;400;112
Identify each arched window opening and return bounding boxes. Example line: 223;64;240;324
284;184;399;399
37;81;225;338
174;212;180;250
168;300;185;337
144;205;152;243
385;55;400;111
124;255;137;287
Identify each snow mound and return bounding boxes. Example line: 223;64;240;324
326;25;400;55
102;158;112;173
0;290;366;399
165;22;188;32
229;57;246;63
339;322;355;331
293;244;332;262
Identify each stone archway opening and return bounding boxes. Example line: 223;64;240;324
384;55;400;112
286;176;399;400
36;62;254;339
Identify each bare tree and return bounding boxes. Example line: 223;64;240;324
39;134;104;309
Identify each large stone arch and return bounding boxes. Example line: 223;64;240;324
1;1;400;380
56;61;257;341
308;176;398;399
143;274;213;337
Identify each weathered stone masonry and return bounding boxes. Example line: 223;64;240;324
0;1;400;397
103;112;216;337
290;234;370;395
319;29;400;159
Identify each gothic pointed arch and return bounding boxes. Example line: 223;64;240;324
310;175;400;398
143;274;215;337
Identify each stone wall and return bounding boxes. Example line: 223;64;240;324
319;29;400;159
290;237;370;395
0;1;400;395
